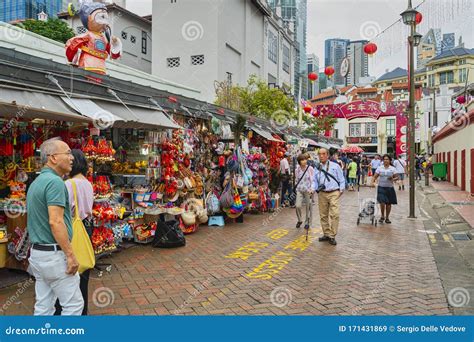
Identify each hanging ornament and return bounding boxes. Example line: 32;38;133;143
456;95;466;104
363;42;378;57
324;66;335;79
303;105;312;113
308;72;318;83
415;11;423;25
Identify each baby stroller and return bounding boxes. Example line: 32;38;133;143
356;185;377;226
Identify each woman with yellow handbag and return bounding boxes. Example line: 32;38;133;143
55;149;94;316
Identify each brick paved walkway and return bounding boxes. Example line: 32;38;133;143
0;187;451;315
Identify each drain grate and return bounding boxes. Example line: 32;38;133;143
451;233;471;241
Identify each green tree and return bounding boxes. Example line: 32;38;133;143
215;75;296;124
20;18;75;43
303;113;338;135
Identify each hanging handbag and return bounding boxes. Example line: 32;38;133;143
219;182;234;209
70;180;96;274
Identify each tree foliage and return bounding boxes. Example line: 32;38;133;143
21;18;75;44
215;75;296;123
303;113;338;135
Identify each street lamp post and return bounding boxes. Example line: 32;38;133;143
401;0;422;218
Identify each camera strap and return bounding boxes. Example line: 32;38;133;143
318;162;341;187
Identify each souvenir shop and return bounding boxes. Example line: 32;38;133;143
0;90;291;272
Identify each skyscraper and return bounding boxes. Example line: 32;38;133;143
347;40;368;86
0;0;67;23
324;38;350;87
307;53;320;99
268;0;307;99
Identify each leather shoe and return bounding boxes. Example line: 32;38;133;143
318;236;330;242
328;238;337;245
296;221;302;229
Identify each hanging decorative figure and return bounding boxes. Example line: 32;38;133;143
65;0;122;75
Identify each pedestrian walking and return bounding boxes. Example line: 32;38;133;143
372;154;399;224
393;155;407;190
360;155;370;185
314;148;346;246
279;152;292;207
295;153;315;230
415;155;422;181
27;138;83;316
347;158;357;191
55;149;94;316
370;155;381;176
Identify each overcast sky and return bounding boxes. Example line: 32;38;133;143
126;0;473;78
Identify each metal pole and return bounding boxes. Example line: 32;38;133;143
408;23;416;218
298;75;303;127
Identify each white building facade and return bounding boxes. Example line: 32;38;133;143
152;0;296;103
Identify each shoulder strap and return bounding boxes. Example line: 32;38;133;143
70;179;80;220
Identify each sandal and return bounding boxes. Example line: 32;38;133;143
385;218;391;224
379;217;385;223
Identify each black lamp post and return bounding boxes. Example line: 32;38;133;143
401;0;422;218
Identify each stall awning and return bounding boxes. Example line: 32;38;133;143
304;138;319;146
93;100;182;130
329;144;341;150
314;142;331;149
251;126;281;142
0;87;91;123
61;97;123;126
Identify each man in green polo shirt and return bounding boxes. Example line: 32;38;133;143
27;138;83;316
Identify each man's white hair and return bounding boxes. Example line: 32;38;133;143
39;137;62;165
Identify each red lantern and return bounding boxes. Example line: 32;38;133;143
303;105;312;113
324;66;335;79
456;95;466;104
415;11;422;25
308;72;318;82
363;42;378;56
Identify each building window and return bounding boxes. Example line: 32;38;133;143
77;26;86;34
365;122;377;136
439;71;453;84
167;57;180;68
191;54;205;65
349;123;361;137
268;31;277;64
130;35;136;44
428;74;435;87
386;119;395;137
460;59;466;65
459;68;468;83
121;31;128;40
282;45;290;73
141;31;147;54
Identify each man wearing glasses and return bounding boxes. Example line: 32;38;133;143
27;138;83;315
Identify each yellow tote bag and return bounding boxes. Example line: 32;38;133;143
70;180;95;274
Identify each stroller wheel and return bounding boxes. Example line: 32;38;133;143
357;217;360;225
